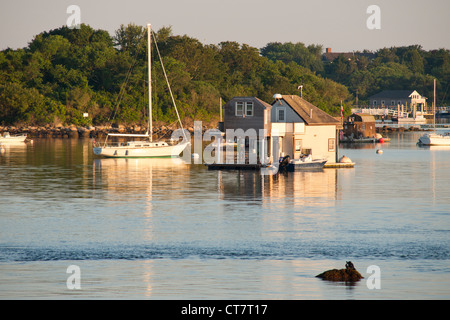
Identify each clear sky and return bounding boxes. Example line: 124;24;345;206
1;0;449;52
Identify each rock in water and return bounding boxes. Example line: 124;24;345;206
316;261;363;282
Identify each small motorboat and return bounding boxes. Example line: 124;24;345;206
0;132;27;143
286;154;327;171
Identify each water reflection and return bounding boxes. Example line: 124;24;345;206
92;157;189;195
215;169;339;205
93;158;340;208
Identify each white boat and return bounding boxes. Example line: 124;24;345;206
418;79;450;146
418;132;450;146
392;114;427;123
287;155;327;171
93;136;189;158
93;24;189;158
0;132;27;143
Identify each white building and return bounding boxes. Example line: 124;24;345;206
270;95;341;163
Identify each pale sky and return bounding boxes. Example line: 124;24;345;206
1;0;449;52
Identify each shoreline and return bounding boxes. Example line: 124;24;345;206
1;122;440;140
0;124;212;140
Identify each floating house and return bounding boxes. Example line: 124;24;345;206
343;113;376;140
270;94;341;163
221;96;272;165
216;94;346;170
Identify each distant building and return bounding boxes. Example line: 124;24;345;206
368;90;427;115
368;90;426;107
322;48;375;63
270;94;341;163
343;113;376;139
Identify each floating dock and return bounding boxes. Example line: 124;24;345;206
206;163;263;170
206;162;354;170
323;162;355;168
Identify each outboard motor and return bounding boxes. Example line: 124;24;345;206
278;155;290;173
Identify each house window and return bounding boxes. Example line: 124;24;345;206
295;139;302;152
391;100;395;106
397;101;402;105
245;102;254;116
235;101;253;117
328;138;335;152
277;107;286;122
235;102;244;116
381;100;385;106
373;100;377;106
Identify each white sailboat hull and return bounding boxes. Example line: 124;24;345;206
418;133;450;146
93;141;189;158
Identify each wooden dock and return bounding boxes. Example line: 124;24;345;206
206;162;354;170
206;163;263;170
323;162;355;168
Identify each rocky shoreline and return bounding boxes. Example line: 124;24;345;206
0;124;210;140
376;125;433;134
1;123;434;140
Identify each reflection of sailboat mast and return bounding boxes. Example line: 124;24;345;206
217;171;224;200
334;168;340;200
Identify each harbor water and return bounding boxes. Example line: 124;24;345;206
0;131;449;299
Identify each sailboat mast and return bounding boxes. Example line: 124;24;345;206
147;23;153;142
433;78;436;131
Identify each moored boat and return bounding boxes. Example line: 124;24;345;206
0;132;27;143
418;132;450;146
287;155;327;171
417;79;450;147
93;24;189;158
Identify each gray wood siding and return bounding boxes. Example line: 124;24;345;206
271;100;304;123
223;97;271;136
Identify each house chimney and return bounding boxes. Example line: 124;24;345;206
326;48;331;53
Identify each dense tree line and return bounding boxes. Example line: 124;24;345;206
261;42;450;106
1;23;448;127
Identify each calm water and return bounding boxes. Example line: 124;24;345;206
0;131;449;299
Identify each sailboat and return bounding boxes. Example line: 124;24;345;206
93;24;189;158
418;79;450;146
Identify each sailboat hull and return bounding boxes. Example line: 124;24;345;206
418;133;450;146
93;142;189;158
